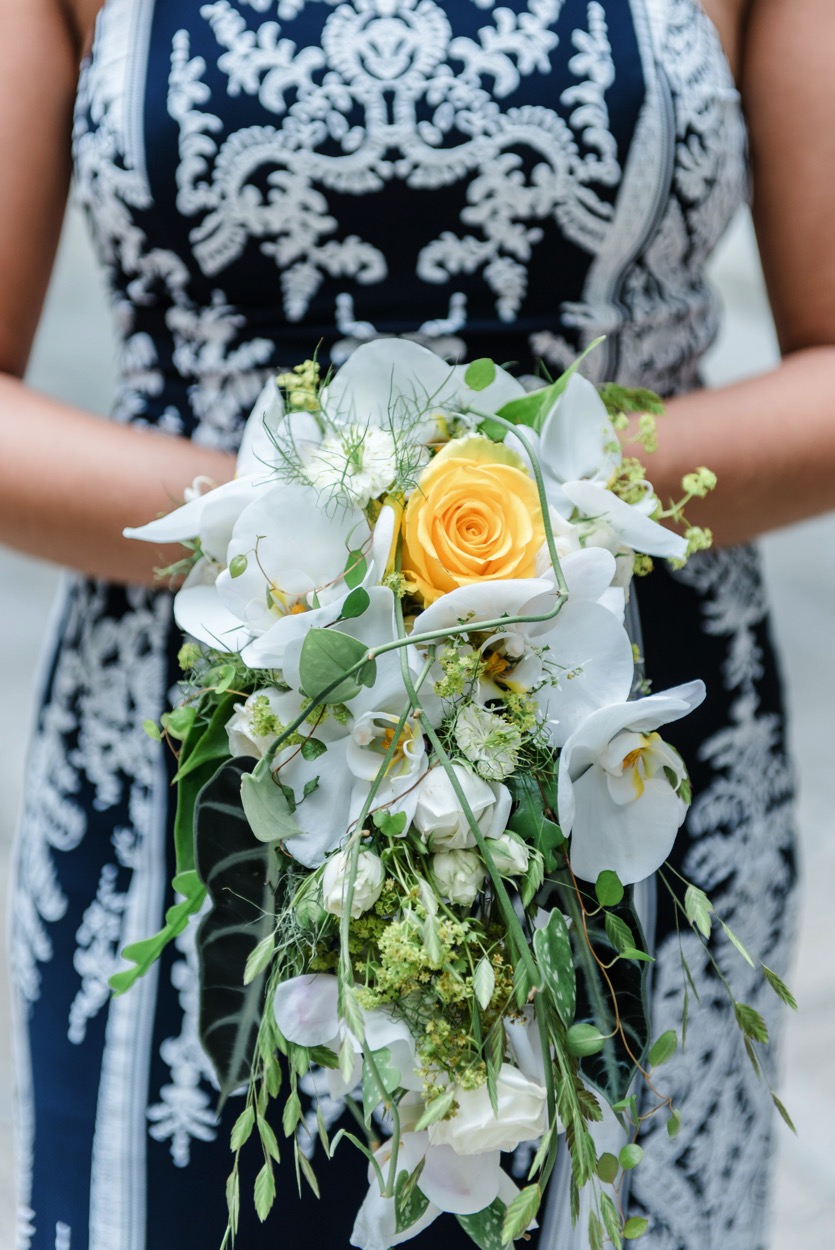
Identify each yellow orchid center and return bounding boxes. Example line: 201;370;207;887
620;732;662;799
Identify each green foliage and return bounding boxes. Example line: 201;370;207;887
413;1086;457;1132
721;920;755;968
667;1109;682;1139
241;756;302;843
595;870;624;908
506;772;564;872
501;1184;541;1243
299;627;376;704
618;1144;643;1171
596;1152;619;1184
495;337;605;434
395;1165;431;1234
648;1030;678;1069
464;358;497;391
762;964;798;1011
340;586;371;620
194;757;281;1103
109;869;206;995
566;1024;606;1058
372;809;407;838
533;908;576;1026
229;553;248;578
734;1003;769;1045
684;884;713;938
456;1198;508;1250
171;690;240;877
597;383;665;418
254;1161;276;1222
344;549;368;590
623;1217;649;1240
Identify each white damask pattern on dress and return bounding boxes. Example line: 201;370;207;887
630;547;797;1249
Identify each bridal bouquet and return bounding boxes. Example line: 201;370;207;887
115;339;791;1249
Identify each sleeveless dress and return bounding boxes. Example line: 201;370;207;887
9;2;798;1248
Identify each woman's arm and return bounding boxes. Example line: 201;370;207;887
626;0;835;548
0;0;234;585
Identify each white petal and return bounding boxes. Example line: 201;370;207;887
235;377;285;477
560;547;617;603
322;339;458;427
539;373;620;485
173;580;252;653
567;770;687;885
275;737;354;867
412;579;554;637
124;475;258;549
536;601;636;748
273;973;339;1046
562;481;688;560
418;1144;502;1215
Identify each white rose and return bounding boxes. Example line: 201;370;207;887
430;850;486;907
428;1064;549;1155
414;766;510;850
489;832;530;877
322;849;385;919
225;687;287;759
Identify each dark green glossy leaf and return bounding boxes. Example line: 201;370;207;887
340;586;371;620
507;772;564;872
395;1165;430;1235
456;1198;507;1250
533;907;576;1026
171;690;239;876
195;757;281;1104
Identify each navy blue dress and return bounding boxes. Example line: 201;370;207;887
10;2;796;1248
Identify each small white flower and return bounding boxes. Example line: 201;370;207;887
322;849;385;919
430;849;486;907
454;704;522;781
428;1063;549;1155
413;765;510;850
306;426;399;507
489;832;530;877
225;688;285;760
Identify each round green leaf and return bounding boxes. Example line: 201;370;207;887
565;1023;606;1057
595;870;624;908
341;587;371;620
464;358;497;391
596;1152;619;1184
229;553;248;578
618;1144;644;1171
648;1029;678;1068
624;1217;649;1240
667;1109;682;1139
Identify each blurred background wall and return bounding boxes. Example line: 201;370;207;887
1;202;834;1243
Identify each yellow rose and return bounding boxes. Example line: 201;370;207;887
401;435;545;605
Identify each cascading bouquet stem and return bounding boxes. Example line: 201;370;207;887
116;339;796;1250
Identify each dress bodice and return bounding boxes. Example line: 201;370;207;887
73;0;747;447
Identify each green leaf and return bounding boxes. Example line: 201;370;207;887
597;383;665;418
395;1164;430;1234
600;1192;622;1247
362;1047;401;1122
340;586;371;620
464;358;497;391
194;758;281;1103
595;870;624;908
456;1198;507;1250
213;663;237;694
604;912;635;954
254;1161;276;1222
300;737;327;762
623;1217;649;1240
667;1109;682;1139
772;1091;797;1134
566;1023;606;1057
762;964;798;1011
244;932;275;985
162;703;198;741
474;957;496;1010
299;628;371;703
413;1086;456;1132
597;1152;619;1184
533;908;576;1026
618;1144;643;1171
109;869;206;994
258;1115;281;1164
297;1143;321;1197
240;757;303;844
648;1030;678;1068
229;553;248;578
507;773;564;871
495;338;605;434
230;1105;255;1152
282;1091;302;1138
734;1002;769;1045
721;920;755;968
344;549;368;590
684;884;714;938
143;718;162;742
619;947;654;964
339;984;365;1041
501;1184;541;1243
373;809;408;838
171;690;239;876
339;1034;356;1085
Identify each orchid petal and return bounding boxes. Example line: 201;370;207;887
173;576;252;654
412;579;554;637
124;475;261;553
567;770;687;885
562;481;688;560
418;1143;502;1215
539;373;620;485
273;973;339;1046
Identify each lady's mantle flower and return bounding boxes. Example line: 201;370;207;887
454;704;522;781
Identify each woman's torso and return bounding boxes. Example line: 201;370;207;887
72;0;748;449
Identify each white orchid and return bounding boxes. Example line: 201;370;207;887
558;681;706;885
